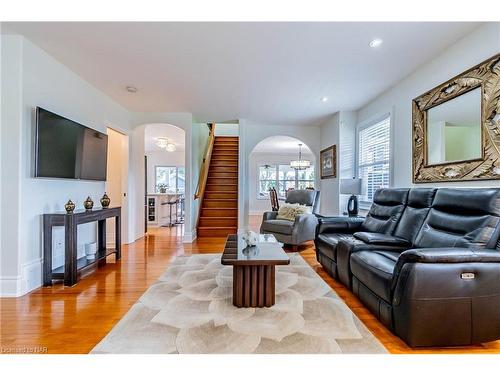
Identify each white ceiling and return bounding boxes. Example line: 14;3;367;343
144;123;185;153
252;135;313;154
3;22;481;126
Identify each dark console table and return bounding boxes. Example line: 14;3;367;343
43;207;121;287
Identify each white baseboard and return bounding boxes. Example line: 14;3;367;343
1;258;44;297
21;258;42;295
183;230;196;243
0;275;22;297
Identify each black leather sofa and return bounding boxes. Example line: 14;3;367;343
314;188;500;347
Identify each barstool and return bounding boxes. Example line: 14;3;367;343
177;196;185;224
167;196;179;227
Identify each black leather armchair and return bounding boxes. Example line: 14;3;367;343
315;187;500;347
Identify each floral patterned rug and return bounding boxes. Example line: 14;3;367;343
91;253;387;354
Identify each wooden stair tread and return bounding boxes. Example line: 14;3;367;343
198;226;237;229
197;135;239;238
203;199;237;201
202;207;237;210
206;183;238;186
200;216;237;219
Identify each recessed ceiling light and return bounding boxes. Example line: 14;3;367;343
321;97;328;102
369;38;383;48
126;86;138;93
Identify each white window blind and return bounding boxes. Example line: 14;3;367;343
357;116;391;205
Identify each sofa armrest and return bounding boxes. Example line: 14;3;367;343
317;216;364;235
262;211;278;221
392;247;500;299
390;248;500;346
353;232;411;247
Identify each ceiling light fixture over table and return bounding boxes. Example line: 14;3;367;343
290;143;310;170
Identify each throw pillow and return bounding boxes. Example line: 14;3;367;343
276;203;312;221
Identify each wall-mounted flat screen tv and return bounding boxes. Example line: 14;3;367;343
35;107;108;181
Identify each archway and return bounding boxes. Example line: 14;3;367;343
128;121;192;243
144;124;186;237
247;135;317;230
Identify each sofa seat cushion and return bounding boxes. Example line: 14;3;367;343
353;232;411;247
261;219;294;235
315;233;354;261
350;250;401;303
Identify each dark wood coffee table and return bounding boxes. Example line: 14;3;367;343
221;234;290;308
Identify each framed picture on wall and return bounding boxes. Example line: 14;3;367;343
320;145;336;179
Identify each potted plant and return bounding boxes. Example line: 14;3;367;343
157;183;168;193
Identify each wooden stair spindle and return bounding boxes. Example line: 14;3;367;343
195;132;239;237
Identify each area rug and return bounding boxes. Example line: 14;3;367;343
91;254;387;354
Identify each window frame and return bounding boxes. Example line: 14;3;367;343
355;112;393;209
155;165;185;194
257;163;315;200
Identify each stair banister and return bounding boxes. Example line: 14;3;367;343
194;123;216;226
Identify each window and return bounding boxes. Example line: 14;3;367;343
258;165;277;198
155;166;185;193
357;115;391;206
258;164;315;199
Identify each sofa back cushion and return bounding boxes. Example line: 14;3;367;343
393;188;437;244
361;188;409;234
414;188;500;249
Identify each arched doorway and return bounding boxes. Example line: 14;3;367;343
144;123;186;237
247;135;317;229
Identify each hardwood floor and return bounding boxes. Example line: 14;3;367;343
1;216;499;354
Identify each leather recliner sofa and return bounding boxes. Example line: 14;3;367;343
314;188;500;347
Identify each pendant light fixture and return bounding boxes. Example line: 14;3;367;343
290;143;310;170
156;137;176;152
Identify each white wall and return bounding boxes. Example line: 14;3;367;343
0;35;132;296
215;123;239;137
146;151;185;194
192;123;211;223
319;113;340;215
357;23;500;189
1;35;23;296
338;111;358;213
248;151;315;215
239;120;321;230
318;111;358;215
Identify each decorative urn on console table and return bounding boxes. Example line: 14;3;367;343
83;196;94;210
100;193;111;208
64;199;75;214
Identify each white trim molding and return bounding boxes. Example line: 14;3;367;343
21;258;43;294
0;275;23;297
183;230;196;243
1;258;44;297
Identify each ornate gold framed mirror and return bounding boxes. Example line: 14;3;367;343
412;53;500;183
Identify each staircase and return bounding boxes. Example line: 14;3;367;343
197;136;239;237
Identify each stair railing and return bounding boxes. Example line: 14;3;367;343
194;123;216;227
